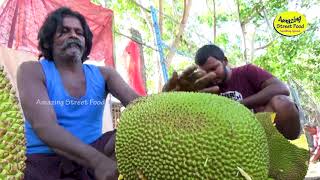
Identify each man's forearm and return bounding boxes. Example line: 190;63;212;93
34;123;106;169
311;147;320;162
240;84;289;109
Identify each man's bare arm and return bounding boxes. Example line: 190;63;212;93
100;67;140;106
240;77;290;109
17;62;113;170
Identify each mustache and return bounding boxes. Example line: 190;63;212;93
62;38;84;50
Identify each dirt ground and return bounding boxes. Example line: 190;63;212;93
305;162;320;180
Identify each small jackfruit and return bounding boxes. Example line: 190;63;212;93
116;92;269;180
0;65;25;180
255;112;309;180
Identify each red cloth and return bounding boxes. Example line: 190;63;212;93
124;41;147;96
0;0;114;67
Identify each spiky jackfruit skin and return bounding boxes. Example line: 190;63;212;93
116;92;269;180
255;112;309;180
0;65;25;180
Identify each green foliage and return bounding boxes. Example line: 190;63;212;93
91;0;320;103
197;13;235;28
254;21;320;102
236;0;287;25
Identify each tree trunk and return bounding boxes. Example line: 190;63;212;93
254;6;275;52
213;0;216;43
241;24;248;63
235;0;248;64
165;0;192;69
249;27;256;63
159;0;163;35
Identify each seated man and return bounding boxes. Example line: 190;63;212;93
17;7;216;180
192;44;301;140
17;7;140;180
304;125;320;163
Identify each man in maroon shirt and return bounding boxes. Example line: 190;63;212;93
194;44;300;140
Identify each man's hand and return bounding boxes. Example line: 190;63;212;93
162;65;220;94
93;156;119;180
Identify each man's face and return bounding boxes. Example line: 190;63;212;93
199;56;227;85
52;16;85;62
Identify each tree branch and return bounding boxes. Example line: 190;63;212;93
213;0;216;43
206;0;216;42
255;40;275;50
165;0;192;69
241;3;264;25
235;0;247;63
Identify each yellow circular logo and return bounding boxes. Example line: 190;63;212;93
273;11;307;36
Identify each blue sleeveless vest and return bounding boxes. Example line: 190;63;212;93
25;59;107;154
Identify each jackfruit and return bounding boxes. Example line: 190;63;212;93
116;92;269;180
0;65;26;180
255;112;309;180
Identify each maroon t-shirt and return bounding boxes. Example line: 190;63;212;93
219;64;273;102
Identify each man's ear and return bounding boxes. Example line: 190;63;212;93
223;56;228;66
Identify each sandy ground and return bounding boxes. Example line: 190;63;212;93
305;162;320;180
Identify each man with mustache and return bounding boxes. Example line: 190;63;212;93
17;7;129;180
17;7;217;180
191;44;301;140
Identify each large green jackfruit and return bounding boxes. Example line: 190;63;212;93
255;112;309;180
116;92;269;180
0;65;26;180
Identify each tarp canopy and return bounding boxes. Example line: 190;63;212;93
0;0;114;66
0;0;147;95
